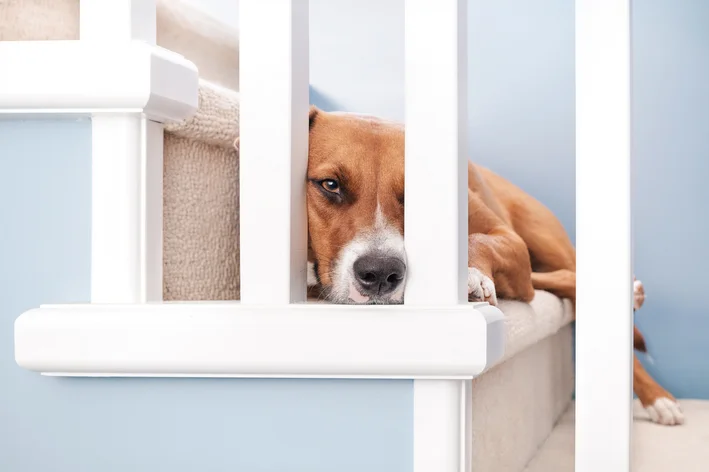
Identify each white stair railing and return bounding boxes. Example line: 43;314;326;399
6;1;504;471
2;0;635;471
239;0;310;305
404;1;473;469
575;0;634;471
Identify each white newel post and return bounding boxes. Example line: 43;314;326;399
239;0;310;305
0;1;197;303
81;0;164;304
0;0;198;304
405;0;472;470
575;0;633;471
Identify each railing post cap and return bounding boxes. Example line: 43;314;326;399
0;40;199;122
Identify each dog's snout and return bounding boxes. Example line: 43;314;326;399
353;255;406;296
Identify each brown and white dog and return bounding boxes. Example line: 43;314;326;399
301;106;682;424
305;107;573;305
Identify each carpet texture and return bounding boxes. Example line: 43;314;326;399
494;290;574;368
472;324;574;472
525;400;709;472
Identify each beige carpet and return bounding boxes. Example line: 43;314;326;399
524;399;709;472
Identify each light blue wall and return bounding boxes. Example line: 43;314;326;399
632;0;709;398
0;119;412;471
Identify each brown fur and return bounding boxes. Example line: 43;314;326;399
307;108;405;287
634;325;647;353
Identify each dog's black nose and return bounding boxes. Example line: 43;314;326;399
353;255;406;296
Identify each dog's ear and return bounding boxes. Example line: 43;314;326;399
233;106;320;152
309;105;319;129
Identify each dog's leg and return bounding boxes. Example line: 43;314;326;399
631;279;682;425
530;270;576;302
634;326;648;352
634;354;684;425
467;191;535;305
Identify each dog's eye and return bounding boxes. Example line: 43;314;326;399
320;179;340;194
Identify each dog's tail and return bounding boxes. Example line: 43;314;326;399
634;325;647;353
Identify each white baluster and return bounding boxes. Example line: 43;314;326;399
414;379;472;472
575;0;633;470
405;1;473;471
404;0;468;306
239;0;310;305
81;0;164;303
80;0;156;43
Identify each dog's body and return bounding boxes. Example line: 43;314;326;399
303;107;682;424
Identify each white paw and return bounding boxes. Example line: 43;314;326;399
307;261;318;287
634;278;645;310
468;267;497;305
645;397;685;426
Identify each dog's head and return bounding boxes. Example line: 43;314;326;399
306;107;407;304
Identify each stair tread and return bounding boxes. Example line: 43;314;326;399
524;399;709;472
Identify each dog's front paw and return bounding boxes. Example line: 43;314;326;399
645;397;685;426
468;267;497;305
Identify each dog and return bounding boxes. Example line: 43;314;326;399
305;106;571;305
633;279;685;425
302;106;682;424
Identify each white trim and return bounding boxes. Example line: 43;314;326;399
89;116;139;302
80;0;157;43
0;40;198;122
575;0;633;471
413;380;472;472
404;0;468;306
142;119;165;302
239;0;310;304
14;303;504;379
89;117;164;303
